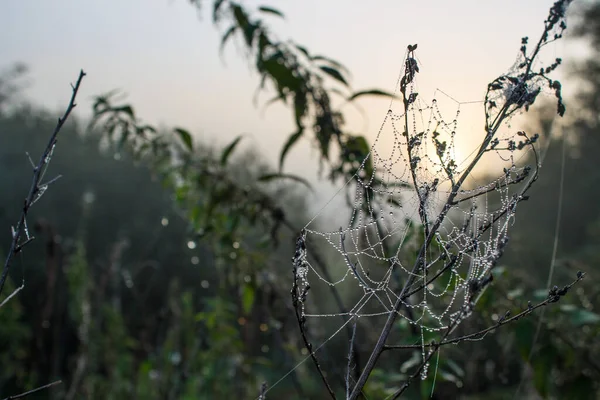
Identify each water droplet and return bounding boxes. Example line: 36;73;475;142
421;362;430;380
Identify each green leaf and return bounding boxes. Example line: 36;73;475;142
174;128;193;151
507;287;524;300
279;129;304;170
213;0;226;22
492;265;507;278
294;92;308;124
444;359;465;378
342;134;372;174
560;304;576;312
118;124;130;147
262;94;286;110
347;89;399;101
242;284;255;314
294;43;310;57
438;370;461;384
343;135;370;156
566;308;600;326
91;89;121;114
400;351;422;373
319;66;348;86
137;124;157;137
242;22;259;47
220;25;237;54
138;360;152;376
114;105;135;119
312;55;350;74
258;173;314;192
260;53;301;94
232;5;251;33
258;6;284;18
220;135;244;166
256;32;271;58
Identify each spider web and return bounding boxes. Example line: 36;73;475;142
289;44;544;393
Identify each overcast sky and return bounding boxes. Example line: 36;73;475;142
1;0;582;213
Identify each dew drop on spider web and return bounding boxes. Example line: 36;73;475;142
44;143;56;164
421;362;429;380
23;219;30;240
31;184;48;205
285;40;548;396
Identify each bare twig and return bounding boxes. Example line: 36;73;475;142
2;380;62;400
258;382;268;400
283;219;363;381
345;317;358;399
291;230;336;399
383;272;585;351
0;70;86;299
